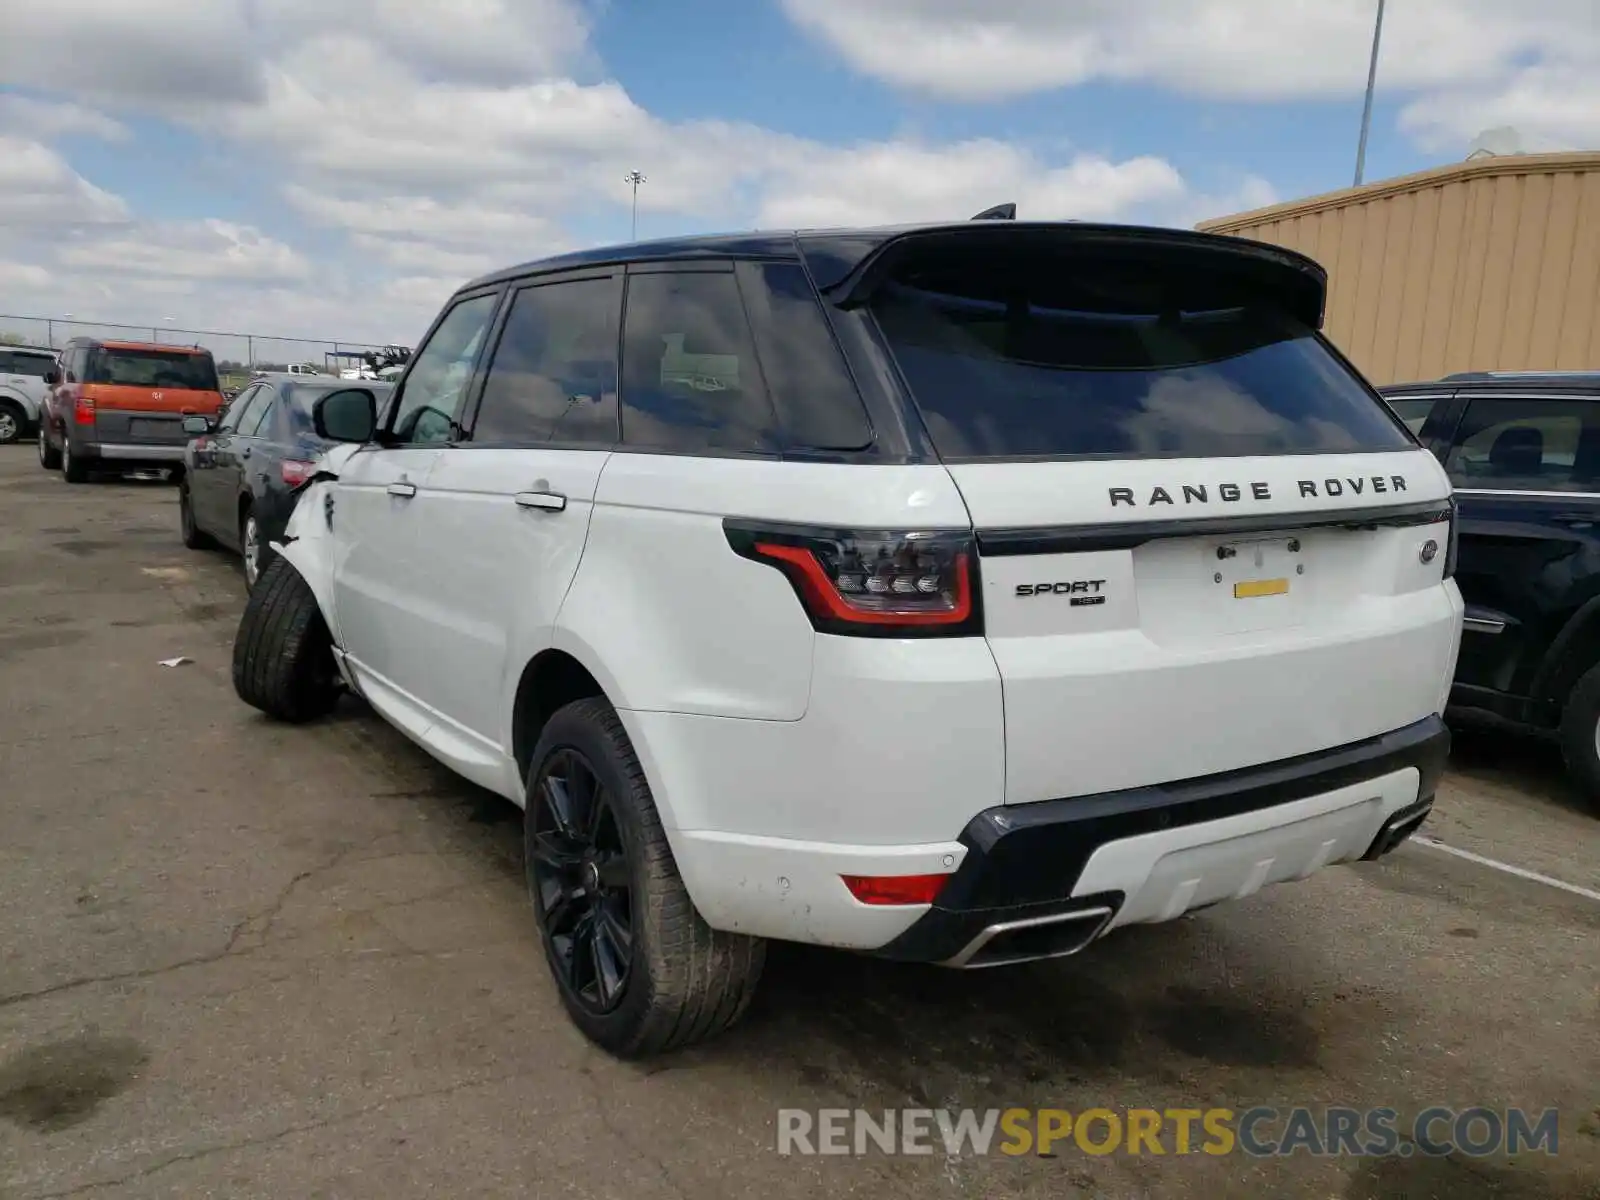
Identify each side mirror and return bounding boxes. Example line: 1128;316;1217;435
182;415;212;435
43;369;59;385
314;388;378;443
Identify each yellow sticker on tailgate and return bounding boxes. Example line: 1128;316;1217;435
1234;578;1289;599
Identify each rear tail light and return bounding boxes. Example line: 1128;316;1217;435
724;521;981;637
73;396;95;425
840;873;951;906
280;459;316;487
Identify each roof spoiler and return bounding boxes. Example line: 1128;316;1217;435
970;203;1016;221
814;223;1329;328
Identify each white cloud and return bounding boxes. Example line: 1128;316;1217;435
285;185;569;247
0;260;54;290
0;1;262;108
0;96;128;142
253;0;592;83
56;220;311;282
349;235;500;277
1401;64;1600;152
0;136;129;225
779;0;1600;117
756;142;1186;228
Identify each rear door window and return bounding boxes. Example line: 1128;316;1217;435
222;385;265;433
239;387;278;437
1445;397;1600;492
870;283;1413;460
620;268;780;454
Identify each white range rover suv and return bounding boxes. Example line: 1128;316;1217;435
233;219;1463;1057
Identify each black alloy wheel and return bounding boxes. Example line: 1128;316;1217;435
527;748;635;1013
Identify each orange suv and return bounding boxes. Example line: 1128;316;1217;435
39;338;227;482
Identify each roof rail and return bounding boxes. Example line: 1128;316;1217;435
970;203;1016;221
1445;369;1600;381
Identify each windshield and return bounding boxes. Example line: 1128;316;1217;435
87;348;220;391
871;282;1413;460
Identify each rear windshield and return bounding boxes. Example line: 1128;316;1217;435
87;348;220;391
288;384;394;433
871;283;1412;460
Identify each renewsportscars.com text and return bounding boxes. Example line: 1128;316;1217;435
776;1106;1560;1158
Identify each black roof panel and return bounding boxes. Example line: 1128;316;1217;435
459;220;1327;308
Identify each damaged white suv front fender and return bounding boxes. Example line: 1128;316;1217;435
270;441;364;653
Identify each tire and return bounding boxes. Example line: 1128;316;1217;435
179;480;215;550
232;555;340;723
38;422;61;470
0;400;24;445
1557;663;1600;814
524;697;765;1057
61;433;88;483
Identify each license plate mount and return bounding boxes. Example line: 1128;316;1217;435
1217;537;1298;600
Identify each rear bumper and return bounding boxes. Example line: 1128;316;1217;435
668;715;1447;959
875;715;1448;966
78;442;188;463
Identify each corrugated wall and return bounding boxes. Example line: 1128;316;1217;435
1197;153;1600;385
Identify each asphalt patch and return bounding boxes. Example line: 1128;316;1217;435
0;629;87;660
1344;1154;1595;1200
54;540;122;558
1151;983;1320;1068
0;1034;150;1133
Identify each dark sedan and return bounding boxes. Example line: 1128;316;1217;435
178;374;394;588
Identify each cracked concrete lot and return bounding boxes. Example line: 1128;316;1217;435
2;448;1598;1200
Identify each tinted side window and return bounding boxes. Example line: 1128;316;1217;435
737;261;871;451
1445;397;1600;491
239;389;277;437
473;277;620;447
219;385;260;432
15;354;55;379
390;292;500;445
620;269;779;454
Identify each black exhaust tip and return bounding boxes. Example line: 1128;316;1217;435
1362;797;1434;861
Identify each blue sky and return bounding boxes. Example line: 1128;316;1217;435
0;0;1595;351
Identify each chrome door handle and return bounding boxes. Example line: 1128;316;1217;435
387;481;417;498
514;491;566;512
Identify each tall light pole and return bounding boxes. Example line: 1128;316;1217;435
624;170;647;240
1353;0;1387;187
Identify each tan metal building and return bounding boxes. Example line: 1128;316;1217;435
1196;150;1600;385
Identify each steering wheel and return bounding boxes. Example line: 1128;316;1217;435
395;404;458;444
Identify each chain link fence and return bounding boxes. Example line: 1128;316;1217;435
0;314;392;389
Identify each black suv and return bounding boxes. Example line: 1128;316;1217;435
1383;371;1600;809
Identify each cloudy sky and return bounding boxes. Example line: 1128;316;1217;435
0;0;1596;351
